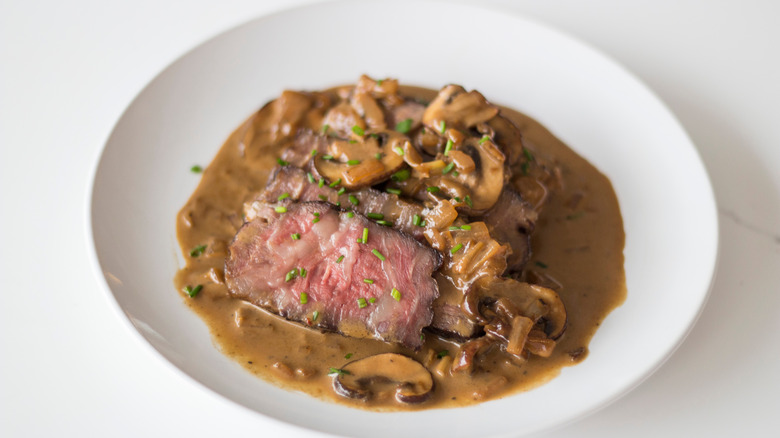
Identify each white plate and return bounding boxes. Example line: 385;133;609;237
88;1;718;437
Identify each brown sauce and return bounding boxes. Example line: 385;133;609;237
174;81;626;410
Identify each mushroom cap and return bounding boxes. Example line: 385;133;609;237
332;353;434;404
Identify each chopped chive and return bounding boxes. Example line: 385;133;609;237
190;165;203;173
277;192;290;201
375;152;382;160
318;194;328;201
346;159;361;166
442;162;455;174
523;148;535;162
376;78;384;86
321;124;330;134
393;146;404;156
300;292;308;304
521;161;530;175
391;287;401;301
449;226;460;231
357;297;367;308
450;243;464;254
366;212;384;220
452;171;460;177
349;195;359;205
307;172;315;183
420;220;427;227
439;121;446;134
345;353;353;359
370;133;379;139
386;188;402;195
371;249;386;261
352;125;365;136
444;139;453;156
336;255;345;263
328;367;350;376
312;217;320;224
412;214;421;227
299;267;307;277
275;206;287;213
285;269;297;282
318;179;325;188
479;135;490;144
314;212;320;217
376;220;393;227
426;186;440;193
368;297;377;303
311;149;318;157
346;211;354;218
312;310;319;321
454;197;462;202
464;195;473;208
184;284;203;298
362;227;369;243
329;178;342;188
291;233;301;240
437;350;449;358
348;140;357;144
391;169;410;182
461;224;472;230
189;244;207;257
363;279;374;284
535;261;548;268
395;118;412;134
322;154;334;160
277;158;289;166
337;187;346;195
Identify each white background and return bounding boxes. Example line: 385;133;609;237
2;0;779;437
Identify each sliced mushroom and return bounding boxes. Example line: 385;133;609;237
312;132;406;188
332;353;434;404
422;85;500;130
450;137;506;212
464;278;567;341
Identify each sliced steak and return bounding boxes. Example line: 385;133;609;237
480;190;538;273
225;201;441;350
247;166;427;241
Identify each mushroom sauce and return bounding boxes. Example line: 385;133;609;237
175;77;626;410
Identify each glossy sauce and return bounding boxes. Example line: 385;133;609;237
175;85;626;410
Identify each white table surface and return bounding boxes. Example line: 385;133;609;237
2;0;779;436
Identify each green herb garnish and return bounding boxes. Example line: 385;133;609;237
318;194;328;201
371;249;386;261
329;178;341;188
277;158;289;166
444;139;453;156
357;297;367;308
184;284;202;298
307;172;315;183
395;118;412;134
300;292;308;304
362;227;369;243
391;287;401;301
412;214;421;227
461;224;472;230
321;124;330;134
346;211;354;218
291;233;301;240
376;220;393;227
345;353;353;359
437;350;449;358
312;310;319;321
346;159;361;166
391;169;410;182
450;243;464;254
275;206;287;213
322;154;334;160
386;188;402;195
337;187;346;195
349;195;359;206
393;146;404;156
363;279;374;284
426;186;440;193
190;165;203;173
439;120;446;134
368;297;377;303
352;125;365;136
189;244;207;257
328;367;350;376
336;255;345;263
277;192;290;201
366;212;384;220
464;195;473;208
442;162;455;174
479;135;490;144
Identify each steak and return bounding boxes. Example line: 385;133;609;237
480;190;537;273
225;201;441;349
247;166;427;241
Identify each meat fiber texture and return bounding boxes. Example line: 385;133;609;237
225;201;441;350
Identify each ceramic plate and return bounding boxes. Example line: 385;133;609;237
88;1;718;436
